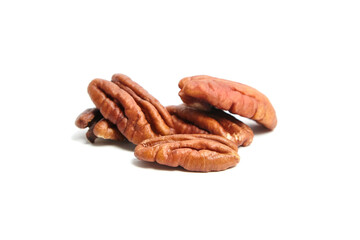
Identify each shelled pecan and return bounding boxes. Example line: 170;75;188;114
166;104;253;146
75;108;125;143
134;134;240;172
75;73;277;173
75;108;102;129
87;74;174;144
178;75;277;130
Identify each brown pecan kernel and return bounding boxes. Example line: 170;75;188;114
87;75;174;144
134;134;240;172
166;104;253;146
75;108;102;129
178;75;277;130
111;74;174;136
92;118;126;142
111;74;174;134
169;114;209;135
75;108;125;143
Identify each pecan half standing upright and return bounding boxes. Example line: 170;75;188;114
167;104;253;146
178;75;277;130
134;134;240;172
87;74;174;144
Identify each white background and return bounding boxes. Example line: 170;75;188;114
1;0;359;239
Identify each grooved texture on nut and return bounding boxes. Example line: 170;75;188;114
167;104;253;146
87;74;174;144
134;134;240;172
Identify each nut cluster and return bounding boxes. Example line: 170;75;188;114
75;74;277;172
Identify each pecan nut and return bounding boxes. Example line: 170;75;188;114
134;134;240;172
166;104;253;146
178;75;277;130
111;74;174;136
87;74;174;144
92;118;125;142
75;108;102;129
75;108;125;143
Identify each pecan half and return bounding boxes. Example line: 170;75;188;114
92;118;125;142
87;74;174;144
75;108;102;129
75;108;125;143
178;75;277;130
166;104;253;146
134;134;240;172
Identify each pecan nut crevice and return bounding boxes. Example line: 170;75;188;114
178;75;277;130
134;134;240;172
87;74;174;144
166;104;253;147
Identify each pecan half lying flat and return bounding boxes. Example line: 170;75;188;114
87;74;174;144
178;75;277;130
166;104;254;147
134;134;240;172
75;108;125;143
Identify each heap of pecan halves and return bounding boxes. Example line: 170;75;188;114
75;73;277;172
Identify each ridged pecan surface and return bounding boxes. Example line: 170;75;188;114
87;74;174;144
166;104;253;146
75;73;277;172
134;134;240;172
178;75;277;130
111;74;174;136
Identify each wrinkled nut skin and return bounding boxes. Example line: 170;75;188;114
169;114;208;135
75;108;125;143
178;75;277;130
167;104;253;147
134;134;240;172
87;74;174;144
111;73;174;135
